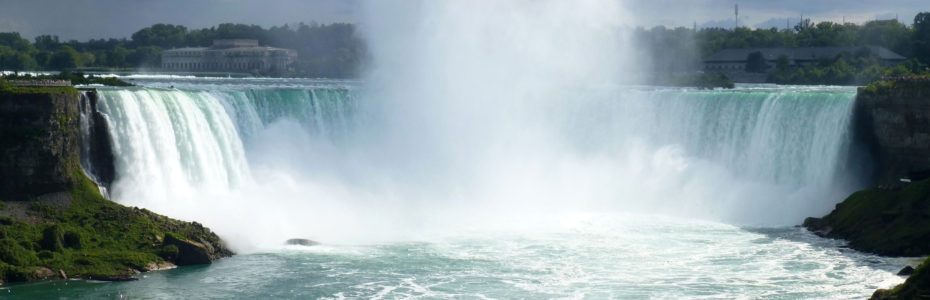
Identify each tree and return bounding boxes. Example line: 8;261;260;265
131;24;188;48
775;55;791;71
33;51;51;69
48;46;79;70
914;12;930;64
127;46;161;67
2;52;38;71
106;46;129;66
745;51;768;73
0;32;34;52
33;35;59;51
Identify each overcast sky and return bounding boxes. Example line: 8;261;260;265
0;0;926;41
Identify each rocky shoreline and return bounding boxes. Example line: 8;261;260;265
0;86;232;284
804;79;930;299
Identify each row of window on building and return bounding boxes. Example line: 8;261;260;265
705;64;751;70
164;61;267;70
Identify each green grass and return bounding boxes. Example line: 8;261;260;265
805;178;930;256
860;78;930;96
874;256;930;299
0;86;78;96
0;168;229;282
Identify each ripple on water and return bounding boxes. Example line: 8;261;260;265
0;214;909;299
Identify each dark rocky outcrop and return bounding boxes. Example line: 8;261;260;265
802;178;930;257
77;89;115;189
871;257;930;299
855;81;930;184
0;87;232;284
285;238;319;246
164;232;231;266
810;80;930;298
0;89;81;200
898;266;916;276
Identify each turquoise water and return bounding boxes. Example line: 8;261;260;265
1;215;909;299
21;77;906;298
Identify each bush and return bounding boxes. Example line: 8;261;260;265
0;239;39;266
39;224;63;252
28;202;57;218
36;250;54;260
63;230;83;249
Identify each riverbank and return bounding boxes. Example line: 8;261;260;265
804;78;930;298
0;86;231;284
803;179;930;299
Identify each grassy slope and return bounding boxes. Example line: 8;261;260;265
0;165;229;283
804;179;930;257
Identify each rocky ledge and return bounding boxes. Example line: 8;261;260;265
805;79;930;299
0;86;232;284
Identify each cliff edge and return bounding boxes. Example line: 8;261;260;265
0;86;232;284
806;79;930;299
855;79;930;184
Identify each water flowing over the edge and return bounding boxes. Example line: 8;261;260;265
90;85;858;250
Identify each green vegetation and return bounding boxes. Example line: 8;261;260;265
656;73;735;89
1;22;362;78
0;82;77;96
803;178;930;257
2;71;132;86
872;256;930;299
0;168;228;283
636;12;930;85
859;76;930;96
767;54;929;85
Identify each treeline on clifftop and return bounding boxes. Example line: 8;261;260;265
0;22;362;78
637;12;930;85
2;13;930;82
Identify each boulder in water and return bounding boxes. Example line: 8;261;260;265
898;265;915;276
285;238;319;246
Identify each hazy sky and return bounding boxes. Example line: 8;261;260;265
0;0;926;41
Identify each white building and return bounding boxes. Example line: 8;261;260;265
161;39;297;75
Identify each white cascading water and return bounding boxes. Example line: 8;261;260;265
94;82;859;252
87;1;860;253
53;2;911;297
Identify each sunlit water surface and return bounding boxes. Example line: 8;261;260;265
2;214;911;299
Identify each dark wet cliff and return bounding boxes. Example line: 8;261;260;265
0;87;231;284
806;79;930;299
855;80;930;184
0;89;82;200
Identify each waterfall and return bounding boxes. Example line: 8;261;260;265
89;85;858;250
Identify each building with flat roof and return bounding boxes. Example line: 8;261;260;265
703;46;906;82
161;39;297;76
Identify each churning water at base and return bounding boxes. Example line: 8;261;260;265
2;215;911;299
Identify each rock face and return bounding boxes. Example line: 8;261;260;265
285;238;319;246
871;257;930;299
855;82;930;184
77;89;115;189
802;178;930;257
0;90;81;200
0;88;233;284
164;232;232;266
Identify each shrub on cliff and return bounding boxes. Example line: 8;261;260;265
804;178;930;256
872;256;930;299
